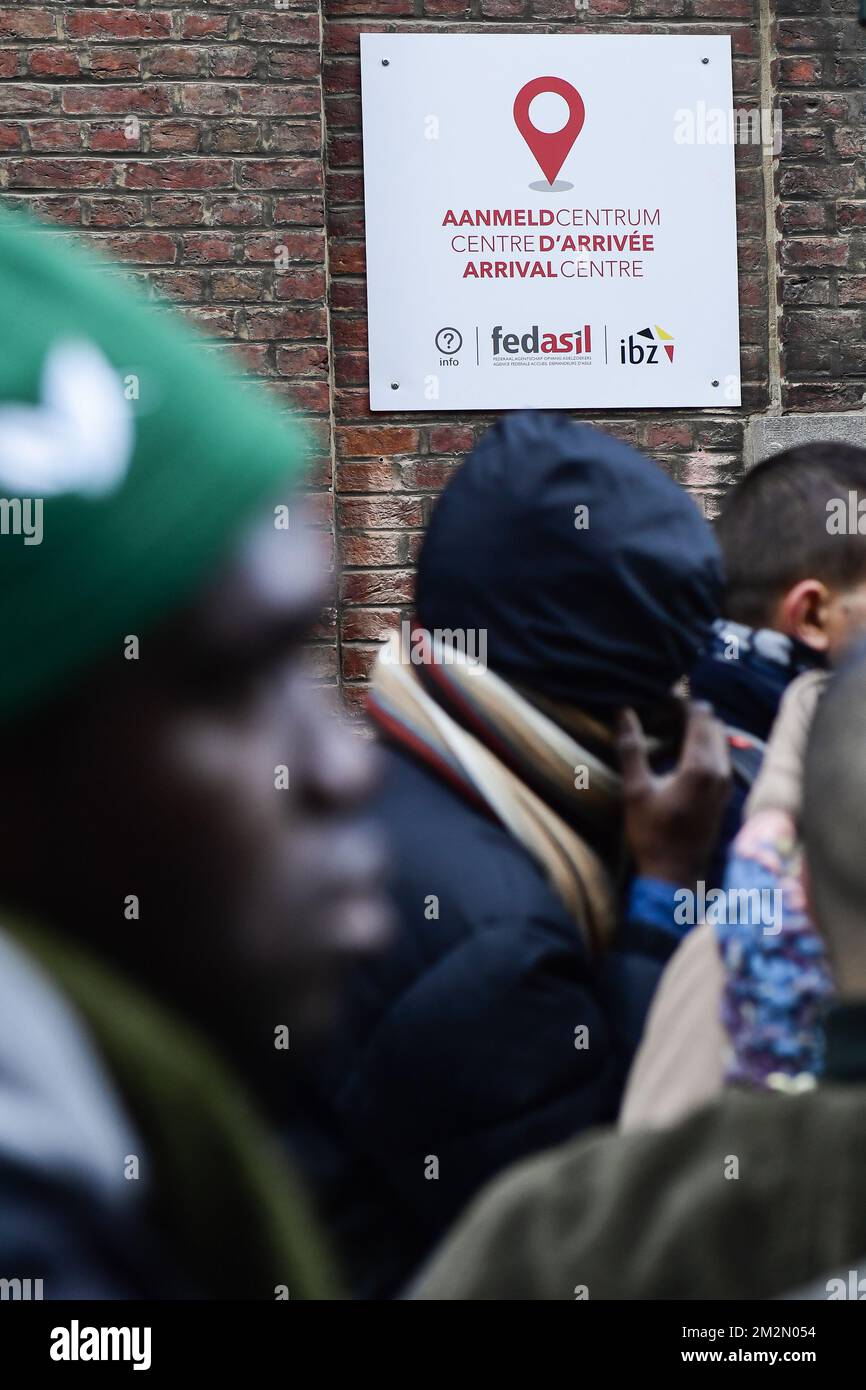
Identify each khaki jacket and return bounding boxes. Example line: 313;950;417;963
413;1083;866;1300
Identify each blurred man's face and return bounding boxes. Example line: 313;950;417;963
1;509;391;1046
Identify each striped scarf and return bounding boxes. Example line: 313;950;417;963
368;628;618;956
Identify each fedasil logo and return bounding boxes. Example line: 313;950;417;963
620;325;676;365
50;1320;152;1371
491;324;592;358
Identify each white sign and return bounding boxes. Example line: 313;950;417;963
360;34;741;411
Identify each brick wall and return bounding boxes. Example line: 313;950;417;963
777;3;866;410
0;1;864;710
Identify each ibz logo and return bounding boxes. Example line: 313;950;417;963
492;325;591;356
620;325;675;365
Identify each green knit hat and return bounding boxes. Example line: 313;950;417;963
0;207;308;721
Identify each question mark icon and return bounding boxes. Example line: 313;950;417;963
435;327;462;355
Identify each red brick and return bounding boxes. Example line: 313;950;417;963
150;121;201;154
66;10;172;42
245;231;325;262
0;8;56;39
210;49;258;81
148;269;208;302
30;120;83;152
782;238;849;268
7;158;116;189
209;271;264;301
62;86;172;117
181;234;238;264
275;269;327;300
401;460;459;490
148;48;203;80
268;51;321;82
330;241;365;274
88;124;140;153
86;196;147;228
838;278;866;306
28;49;82;80
337;427;420;458
209;122;262;154
0;86;55;114
337;460;399;492
92;232;177;264
179;85;238;118
89;49;142;81
237;88;320;117
0;123;23;151
287;380;331;412
340;647;379;682
122;159;233;190
273;194;325;223
643;423;694;451
212;195;267;228
778;57;823;86
341;533;404;566
275;346;329;376
237;159;321;190
691;0;752;13
341;608;403;642
149;194;207;226
485;0;528;13
246;307;327;340
237;12;320;43
328;0;412;12
428;425;474;454
179;306;239;337
181;14;229;40
342;571;416;605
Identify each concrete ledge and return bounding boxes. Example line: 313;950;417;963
745;413;866;469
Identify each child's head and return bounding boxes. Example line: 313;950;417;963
716;442;866;663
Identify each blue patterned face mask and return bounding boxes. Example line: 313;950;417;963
691;618;827;745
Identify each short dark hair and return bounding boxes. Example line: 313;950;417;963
716;442;866;628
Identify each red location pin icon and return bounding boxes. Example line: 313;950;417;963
513;76;585;186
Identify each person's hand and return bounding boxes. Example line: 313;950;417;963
617;701;731;885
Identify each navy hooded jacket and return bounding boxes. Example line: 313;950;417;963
286;413;724;1297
